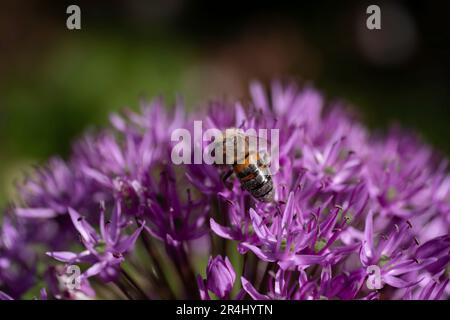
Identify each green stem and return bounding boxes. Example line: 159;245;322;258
141;233;176;299
121;269;150;300
114;281;134;300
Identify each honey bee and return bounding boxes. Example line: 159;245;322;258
215;128;274;202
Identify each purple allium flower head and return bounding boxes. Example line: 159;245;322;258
1;80;448;300
15;157;91;219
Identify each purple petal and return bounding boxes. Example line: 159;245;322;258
210;218;235;240
384;275;423;288
81;166;112;187
46;250;94;263
249;208;273;241
234;102;246;127
241;277;268;300
432;278;450;300
68;207;97;244
250;82;269;112
110;113;127;131
46;251;79;262
40;288;48;300
240;243;276;262
143;225;163;241
15;207;57;219
386;258;436;276
196;275;210;300
416;234;450;259
279;254;325;270
82;261;107;279
281;192;294;231
115;224;144;253
363;211;374;259
108;204;122;244
0;291;13;300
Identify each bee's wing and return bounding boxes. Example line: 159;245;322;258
258;149;271;166
220;129;274;164
233;132;272;168
242;132;272;154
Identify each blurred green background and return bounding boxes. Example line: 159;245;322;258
0;0;449;206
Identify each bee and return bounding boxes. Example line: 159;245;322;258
215;128;274;202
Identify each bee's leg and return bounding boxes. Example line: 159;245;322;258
221;168;234;183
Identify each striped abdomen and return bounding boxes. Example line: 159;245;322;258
233;152;274;202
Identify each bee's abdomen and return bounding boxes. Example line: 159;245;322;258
234;154;274;202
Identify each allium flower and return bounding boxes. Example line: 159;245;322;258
198;255;236;299
360;212;435;289
0;80;448;300
15;157;91;219
47;204;144;282
0;214;37;298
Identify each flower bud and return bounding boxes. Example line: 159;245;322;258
206;255;236;299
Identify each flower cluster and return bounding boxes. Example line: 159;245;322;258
0;81;448;300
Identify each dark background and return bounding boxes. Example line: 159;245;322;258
0;0;449;206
